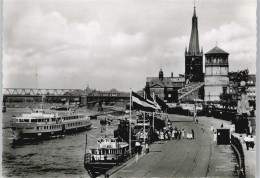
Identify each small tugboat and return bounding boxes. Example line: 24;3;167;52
11;108;92;140
84;136;129;177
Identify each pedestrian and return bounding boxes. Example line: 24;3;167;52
210;125;214;132
178;130;181;140
244;135;250;150
249;135;255;150
174;128;178;140
146;143;149;153
172;129;175;140
213;132;217;142
182;129;185;139
192;129;195;139
201;124;204;133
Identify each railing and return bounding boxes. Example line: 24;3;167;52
231;134;246;178
84;147;138;170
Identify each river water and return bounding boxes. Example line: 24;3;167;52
2;107;121;178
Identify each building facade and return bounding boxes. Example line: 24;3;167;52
204;46;229;101
145;69;185;103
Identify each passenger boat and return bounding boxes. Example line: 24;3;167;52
84;137;129;177
11;108;92;140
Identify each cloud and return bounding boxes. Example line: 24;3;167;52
202;22;256;73
3;1;256;91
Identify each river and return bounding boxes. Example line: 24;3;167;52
2;107;122;178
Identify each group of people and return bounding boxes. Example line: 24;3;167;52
171;127;186;140
244;135;255;150
156;126;195;140
135;129;148;140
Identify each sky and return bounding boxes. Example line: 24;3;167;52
3;0;257;92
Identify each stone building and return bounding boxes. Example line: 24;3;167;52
204;46;229;101
145;69;185;103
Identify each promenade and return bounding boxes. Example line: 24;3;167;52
107;114;239;177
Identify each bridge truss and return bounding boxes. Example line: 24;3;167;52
2;88;81;96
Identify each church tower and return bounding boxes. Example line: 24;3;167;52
185;6;203;83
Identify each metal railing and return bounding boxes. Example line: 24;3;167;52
231;134;246;178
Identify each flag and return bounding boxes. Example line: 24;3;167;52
146;92;161;110
155;96;167;111
131;91;156;112
132;91;144;110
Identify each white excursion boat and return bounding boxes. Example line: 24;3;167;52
11;108;92;140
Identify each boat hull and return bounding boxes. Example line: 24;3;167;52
12;123;92;140
84;153;127;177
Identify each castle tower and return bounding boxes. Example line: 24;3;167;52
185;6;203;83
204;46;229;101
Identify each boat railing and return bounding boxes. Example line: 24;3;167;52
84;147;137;165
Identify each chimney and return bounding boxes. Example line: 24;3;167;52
171;72;173;78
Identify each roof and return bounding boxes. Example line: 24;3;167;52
148;78;183;88
205;46;229;55
188;7;200;53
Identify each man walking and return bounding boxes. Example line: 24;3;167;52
192;129;195;139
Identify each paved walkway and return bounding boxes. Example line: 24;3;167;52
197;116;256;178
107;114;239;177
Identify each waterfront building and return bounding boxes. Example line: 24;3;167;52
204;46;229;102
145;69;185;103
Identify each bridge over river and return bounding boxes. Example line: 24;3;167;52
2;88;129;105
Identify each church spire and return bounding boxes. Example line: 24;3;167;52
188;5;200;54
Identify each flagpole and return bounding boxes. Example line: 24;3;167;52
153;92;155;130
143;111;145;143
129;89;132;153
143;91;146;144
